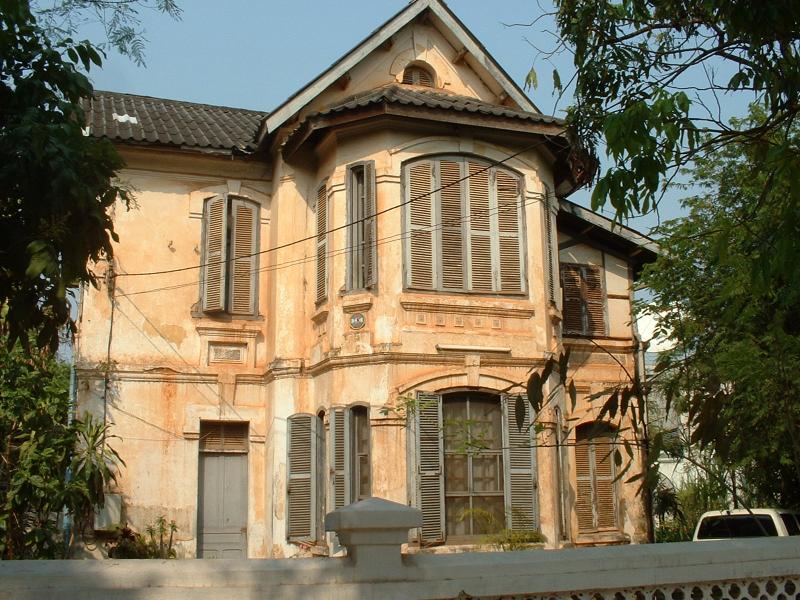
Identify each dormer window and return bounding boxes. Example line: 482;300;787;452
402;65;434;87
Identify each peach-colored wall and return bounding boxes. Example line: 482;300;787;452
76;21;647;558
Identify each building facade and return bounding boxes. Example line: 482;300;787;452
76;0;658;558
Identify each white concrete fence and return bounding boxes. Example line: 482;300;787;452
1;498;799;599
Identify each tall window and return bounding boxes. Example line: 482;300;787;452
346;163;377;291
315;182;328;304
575;423;618;533
201;196;259;315
404;157;526;295
351;406;371;501
414;391;538;544
443;394;504;536
286;406;371;543
560;263;606;336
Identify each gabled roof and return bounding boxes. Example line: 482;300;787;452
82;91;267;153
264;0;539;135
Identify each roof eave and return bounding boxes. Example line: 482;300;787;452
281;102;566;161
558;198;660;270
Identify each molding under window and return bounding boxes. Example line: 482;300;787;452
400;299;534;319
435;344;511;354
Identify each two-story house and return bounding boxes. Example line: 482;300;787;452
76;0;658;558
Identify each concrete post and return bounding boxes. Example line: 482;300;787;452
324;497;422;580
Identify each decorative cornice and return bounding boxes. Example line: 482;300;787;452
436;344;511;354
400;300;535;319
304;351;539;376
196;325;261;339
76;367;217;384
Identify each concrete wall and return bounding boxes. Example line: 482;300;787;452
1;531;797;599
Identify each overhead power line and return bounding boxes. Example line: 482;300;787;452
115;137;555;279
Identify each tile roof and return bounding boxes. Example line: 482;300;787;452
82;91;267;152
307;84;562;125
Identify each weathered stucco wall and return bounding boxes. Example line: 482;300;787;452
76;18;648;559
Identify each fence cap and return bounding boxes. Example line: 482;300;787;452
325;497;422;533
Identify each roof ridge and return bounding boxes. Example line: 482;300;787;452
91;89;269;116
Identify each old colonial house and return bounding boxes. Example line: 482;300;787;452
76;0;658;558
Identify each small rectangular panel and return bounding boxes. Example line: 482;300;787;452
209;342;246;365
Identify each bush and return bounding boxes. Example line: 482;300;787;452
107;516;177;559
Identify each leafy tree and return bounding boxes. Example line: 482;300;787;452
0;332;123;558
33;0;182;67
552;0;800;223
640;107;800;509
0;0;134;351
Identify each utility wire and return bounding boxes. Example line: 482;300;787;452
115;192;545;298
115;138;554;279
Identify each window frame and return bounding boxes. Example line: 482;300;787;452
199;194;260;316
402;155;528;296
315;180;329;305
350;405;372;502
442;392;505;538
575;422;619;534
411;390;538;545
345;162;377;292
560;262;607;337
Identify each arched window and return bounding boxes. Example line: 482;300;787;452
403;156;526;294
575;422;618;532
402;64;435;87
413;391;538;544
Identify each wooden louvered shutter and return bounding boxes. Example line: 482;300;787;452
561;264;584;334
416;392;444;543
575;434;594;532
501;395;538;531
468;161;494;292
202;196;228;312
406;161;435;289
495;169;524;293
229;198;259;315
593;436;617;529
315;184;328;303
329;408;352;510
363;162;378;288
287;414;319;541
199;421;249;453
544;188;557;304
583;266;607;336
439;159;465;290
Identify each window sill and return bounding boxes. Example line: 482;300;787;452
399;294;535;320
574;530;630;546
191;309;264;322
404;541;545;554
341;292;373;314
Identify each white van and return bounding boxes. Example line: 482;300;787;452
693;509;800;540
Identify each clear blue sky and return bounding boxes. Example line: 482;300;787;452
79;0;685;234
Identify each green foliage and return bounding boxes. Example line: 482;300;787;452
1;0;136;351
0;335;123;558
554;0;800;220
457;507;545;550
640;107;800;509
107;516;178;559
484;527;545;551
33;0;182;67
654;468;731;542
